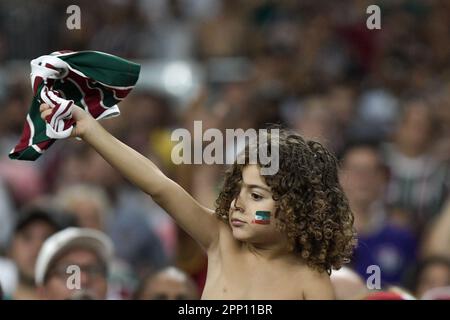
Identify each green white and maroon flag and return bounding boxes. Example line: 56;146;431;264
252;211;271;225
9;50;140;161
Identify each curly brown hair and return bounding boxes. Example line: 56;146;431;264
215;129;357;274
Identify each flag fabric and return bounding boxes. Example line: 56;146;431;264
252;210;271;225
9;50;140;161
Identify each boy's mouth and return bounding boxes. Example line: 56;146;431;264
231;218;246;227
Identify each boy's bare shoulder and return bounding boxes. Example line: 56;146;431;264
297;267;335;300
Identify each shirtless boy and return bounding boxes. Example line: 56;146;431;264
40;103;357;299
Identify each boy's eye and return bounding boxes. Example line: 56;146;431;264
251;193;263;200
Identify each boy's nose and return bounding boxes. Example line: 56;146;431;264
233;194;245;213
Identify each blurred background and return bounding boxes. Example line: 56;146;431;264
0;0;449;300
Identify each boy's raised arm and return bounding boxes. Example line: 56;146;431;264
40;103;220;250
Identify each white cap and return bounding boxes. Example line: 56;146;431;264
35;227;114;286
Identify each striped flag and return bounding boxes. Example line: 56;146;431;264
252;210;271;225
9;50;140;161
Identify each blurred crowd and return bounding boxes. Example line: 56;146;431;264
0;0;449;300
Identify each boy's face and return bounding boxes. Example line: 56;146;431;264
229;165;285;245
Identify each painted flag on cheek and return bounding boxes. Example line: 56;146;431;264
252;211;271;225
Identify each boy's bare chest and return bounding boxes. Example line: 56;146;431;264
201;248;304;299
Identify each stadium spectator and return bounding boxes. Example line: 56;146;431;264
35;227;113;300
6;204;74;299
134;266;199;300
339;142;417;285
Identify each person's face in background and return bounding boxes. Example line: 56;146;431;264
395;102;433;157
39;248;108;300
138;271;198;300
82;150;122;192
56;184;110;232
327;86;355;127
415;262;450;298
64;199;104;231
294;99;335;148
54;156;86;191
10;220;57;283
340;147;386;209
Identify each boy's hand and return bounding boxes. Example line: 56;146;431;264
40;103;94;139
